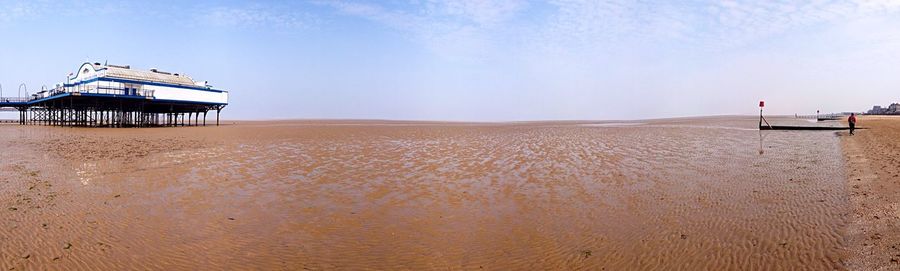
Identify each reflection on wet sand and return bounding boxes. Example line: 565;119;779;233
0;116;849;269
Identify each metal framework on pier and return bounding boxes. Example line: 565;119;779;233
1;94;225;127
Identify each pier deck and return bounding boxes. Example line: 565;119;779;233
0;92;226;127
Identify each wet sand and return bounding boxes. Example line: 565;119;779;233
1;117;851;269
841;116;900;270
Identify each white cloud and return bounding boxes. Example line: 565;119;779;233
426;0;525;26
552;4;894;54
319;0;526;62
0;1;43;24
0;1;316;30
0;1;142;25
196;5;316;29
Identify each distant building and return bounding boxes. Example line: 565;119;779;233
868;102;900;115
869;105;886;115
889;103;900;114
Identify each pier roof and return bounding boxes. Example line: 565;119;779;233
72;62;201;87
104;65;197;86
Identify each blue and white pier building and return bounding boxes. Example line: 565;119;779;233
1;62;228;127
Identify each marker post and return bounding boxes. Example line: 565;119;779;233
759;100;772;129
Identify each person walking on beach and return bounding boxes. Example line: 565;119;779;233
848;113;857;135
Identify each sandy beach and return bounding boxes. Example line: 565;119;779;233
5;0;898;269
0;116;872;269
841;116;900;270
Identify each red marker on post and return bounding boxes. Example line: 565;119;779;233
759;100;771;129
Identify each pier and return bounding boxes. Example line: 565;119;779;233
794;113;845;121
0;62;228;127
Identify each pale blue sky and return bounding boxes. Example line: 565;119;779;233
1;0;899;121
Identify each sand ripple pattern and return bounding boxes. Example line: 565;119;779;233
0;117;848;270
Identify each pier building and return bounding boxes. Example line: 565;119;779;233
0;62;228;127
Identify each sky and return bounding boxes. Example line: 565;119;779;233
1;0;899;121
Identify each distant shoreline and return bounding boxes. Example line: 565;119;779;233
0;114;856;127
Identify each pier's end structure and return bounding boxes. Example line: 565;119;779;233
1;62;228;127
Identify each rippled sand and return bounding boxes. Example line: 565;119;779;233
0;117;850;269
841;116;900;270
